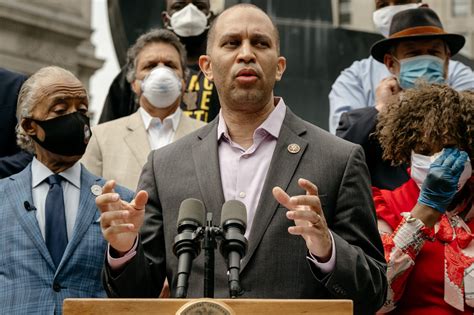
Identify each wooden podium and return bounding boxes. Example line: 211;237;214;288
63;298;352;315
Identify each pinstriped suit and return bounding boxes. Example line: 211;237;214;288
0;164;133;314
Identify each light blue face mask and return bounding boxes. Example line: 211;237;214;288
395;55;446;89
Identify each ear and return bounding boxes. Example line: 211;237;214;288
161;11;170;27
181;78;186;93
199;55;213;81
21;118;36;136
444;48;451;80
444;58;450;80
21;117;45;141
384;53;397;75
131;79;141;96
275;56;287;81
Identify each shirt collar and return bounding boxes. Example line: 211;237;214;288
31;157;81;189
217;97;287;141
139;107;182;131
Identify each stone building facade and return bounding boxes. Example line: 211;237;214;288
0;0;102;87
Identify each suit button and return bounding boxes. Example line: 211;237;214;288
333;284;343;294
53;283;61;292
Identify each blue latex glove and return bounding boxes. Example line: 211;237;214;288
418;148;469;213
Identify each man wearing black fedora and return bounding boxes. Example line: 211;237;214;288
329;0;473;137
336;6;468;191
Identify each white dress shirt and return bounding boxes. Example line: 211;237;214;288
31;157;81;241
139;107;182;150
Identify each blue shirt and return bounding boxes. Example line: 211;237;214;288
328;56;474;134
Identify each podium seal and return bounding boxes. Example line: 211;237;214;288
176;299;235;315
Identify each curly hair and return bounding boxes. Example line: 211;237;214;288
376;83;473;165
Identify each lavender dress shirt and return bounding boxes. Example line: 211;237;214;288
109;97;335;273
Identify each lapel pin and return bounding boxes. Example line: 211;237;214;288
287;143;300;154
90;184;103;196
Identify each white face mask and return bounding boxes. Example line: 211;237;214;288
140;66;182;109
410;150;472;191
373;3;420;38
167;3;210;37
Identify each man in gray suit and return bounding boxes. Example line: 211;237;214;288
97;4;387;314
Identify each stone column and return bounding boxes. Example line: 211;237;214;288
0;0;103;89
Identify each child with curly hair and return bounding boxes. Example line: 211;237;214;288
374;84;473;314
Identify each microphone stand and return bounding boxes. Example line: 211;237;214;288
174;210;246;298
203;213;226;298
203;212;217;298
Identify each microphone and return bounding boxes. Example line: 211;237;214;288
24;201;37;211
220;200;248;298
173;198;206;298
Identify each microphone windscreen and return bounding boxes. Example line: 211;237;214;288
177;198;206;228
221;200;247;226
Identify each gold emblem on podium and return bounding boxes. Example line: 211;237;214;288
176;299;235;315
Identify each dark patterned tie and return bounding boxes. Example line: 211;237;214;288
45;174;68;268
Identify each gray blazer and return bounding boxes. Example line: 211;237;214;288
104;108;387;314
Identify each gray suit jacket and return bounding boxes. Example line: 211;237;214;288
104;108;387;314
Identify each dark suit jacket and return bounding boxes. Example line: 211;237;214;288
336;107;410;190
0;68;32;178
104;108;387;314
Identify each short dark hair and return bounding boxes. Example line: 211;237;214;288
125;28;188;83
206;3;280;55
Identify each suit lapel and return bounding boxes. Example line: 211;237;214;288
173;113;191;141
57;166;101;272
241;109;308;272
124;111;150;167
9;165;56;270
192;120;225;223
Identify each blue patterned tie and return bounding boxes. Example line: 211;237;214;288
45;174;68;268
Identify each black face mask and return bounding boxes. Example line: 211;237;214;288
30;111;91;156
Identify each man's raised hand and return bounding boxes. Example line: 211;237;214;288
96;180;148;255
